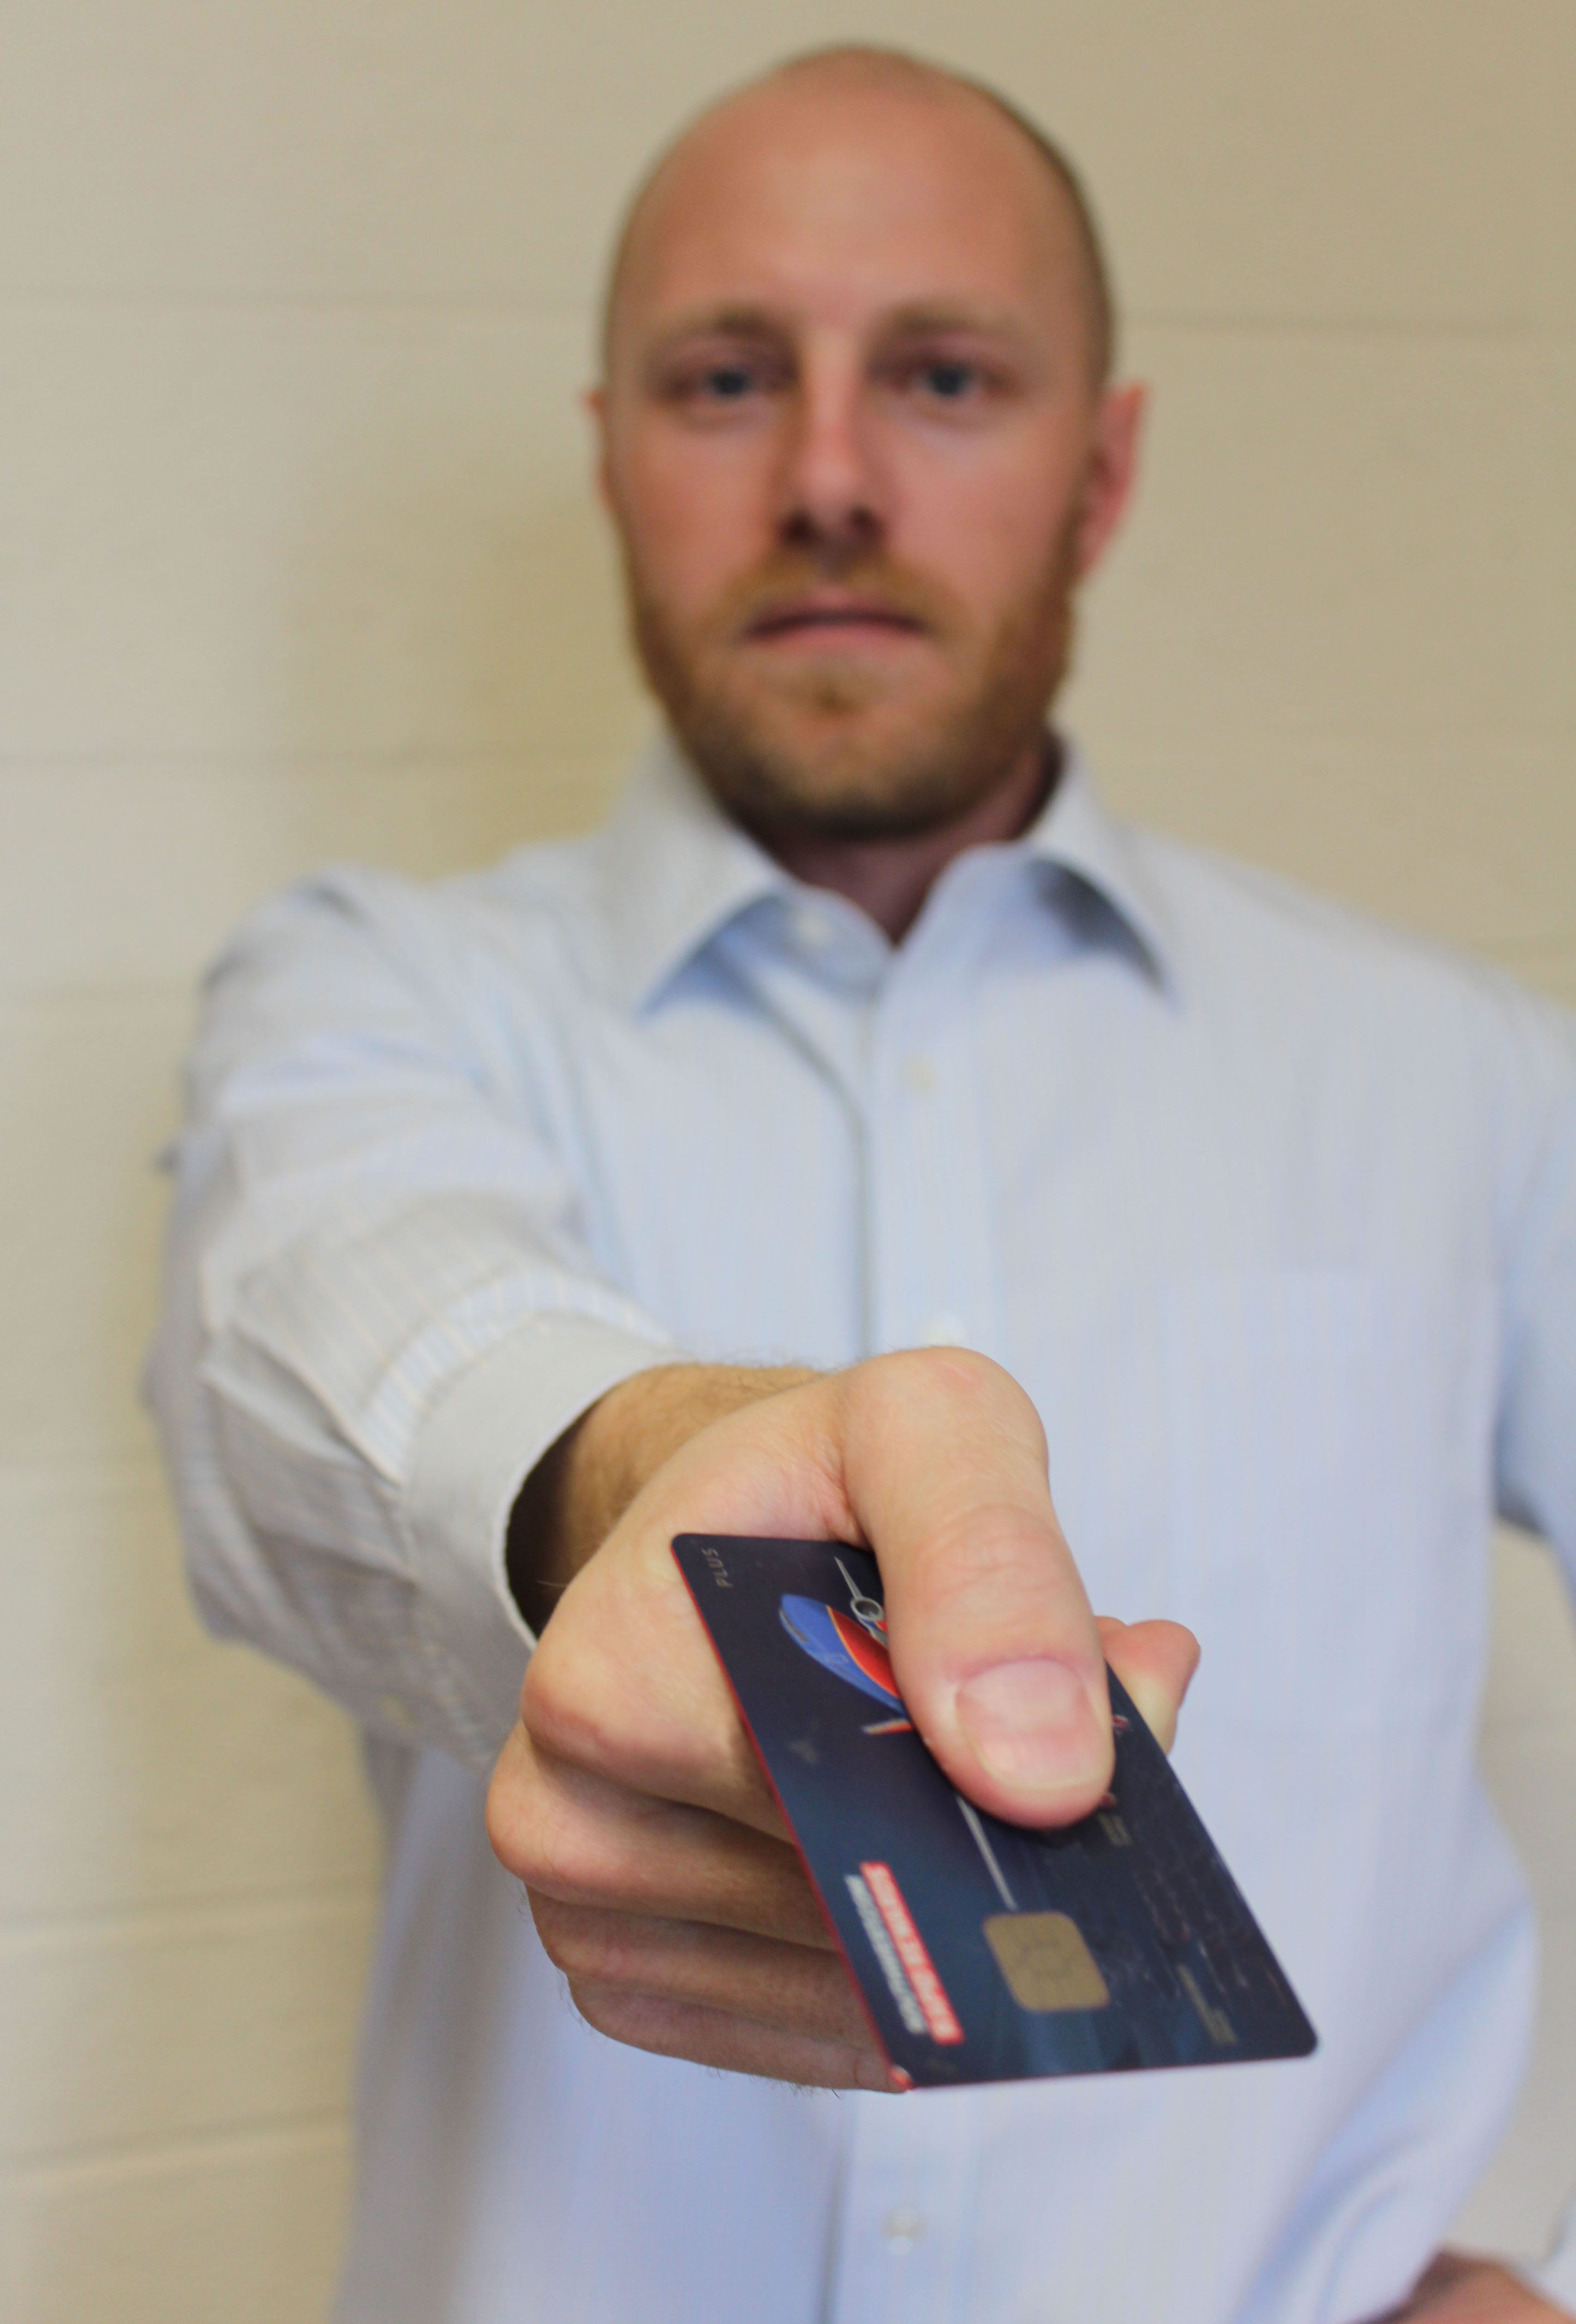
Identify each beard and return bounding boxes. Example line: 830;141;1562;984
622;519;1081;846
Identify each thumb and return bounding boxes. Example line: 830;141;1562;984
836;1350;1115;1826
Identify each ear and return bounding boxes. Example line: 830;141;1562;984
1073;381;1146;580
583;382;615;515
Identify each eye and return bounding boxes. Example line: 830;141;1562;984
654;347;788;412
701;362;757;401
918;359;977;400
886;344;1023;413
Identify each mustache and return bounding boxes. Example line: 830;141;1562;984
707;554;968;643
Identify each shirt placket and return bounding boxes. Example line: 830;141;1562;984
819;907;1005;2323
822;2086;988;2324
864;924;1001;1363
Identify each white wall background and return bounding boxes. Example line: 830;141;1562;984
1;4;1573;2317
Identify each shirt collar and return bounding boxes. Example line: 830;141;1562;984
593;728;1179;1009
1019;741;1179;994
593;732;790;1009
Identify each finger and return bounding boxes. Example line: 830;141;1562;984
568;1983;903;2092
520;1528;791;1839
529;1896;875;2050
836;1350;1113;1826
486;1725;834;1947
1405;2253;1480;2302
1393;2253;1553;2320
1097;1617;1201;1754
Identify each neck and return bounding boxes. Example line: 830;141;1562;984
760;735;1057;943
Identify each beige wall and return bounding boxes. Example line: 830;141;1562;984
1;4;1573;2316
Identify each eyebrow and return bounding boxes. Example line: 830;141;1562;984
875;300;1034;343
642;297;1037;362
644;305;792;360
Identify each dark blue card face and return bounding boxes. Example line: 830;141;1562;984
673;1535;1317;2089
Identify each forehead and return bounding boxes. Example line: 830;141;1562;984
612;80;1085;347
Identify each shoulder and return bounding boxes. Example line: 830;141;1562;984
203;827;614;1013
185;831;625;1122
1133;823;1576;1070
1127;828;1576;1232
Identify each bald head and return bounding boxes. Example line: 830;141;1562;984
586;42;1145;906
602;45;1115;389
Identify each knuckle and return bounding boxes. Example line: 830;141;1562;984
863;1346;1046;1453
568;1979;647;2045
521;1633;626;1776
535;1900;691;1996
890;1343;1006;1399
483;1739;534;1873
485;1768;599;1903
565;1976;612;2034
530;1898;655;1992
526;1891;576;1970
519;1637;589;1758
527;1893;604;1978
526;1807;599;1904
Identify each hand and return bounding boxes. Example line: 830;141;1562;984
486;1348;1198;2089
1382;2251;1572;2320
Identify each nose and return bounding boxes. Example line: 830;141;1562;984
774;348;887;564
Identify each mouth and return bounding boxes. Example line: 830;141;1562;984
740;596;928;645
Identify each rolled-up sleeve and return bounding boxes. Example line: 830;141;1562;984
145;869;676;1771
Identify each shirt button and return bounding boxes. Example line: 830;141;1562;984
919;1312;967;1347
899;1053;937;1094
791;907;833;950
883;2206;924;2253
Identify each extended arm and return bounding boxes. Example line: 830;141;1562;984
146;868;679;1766
149;865;1198;2092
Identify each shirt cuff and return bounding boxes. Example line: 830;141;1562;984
402;1314;677;1768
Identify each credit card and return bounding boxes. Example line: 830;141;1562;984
672;1534;1317;2089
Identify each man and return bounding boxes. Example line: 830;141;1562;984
148;45;1576;2324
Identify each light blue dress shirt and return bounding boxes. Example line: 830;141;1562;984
148;735;1576;2324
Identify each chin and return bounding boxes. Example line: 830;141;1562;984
658;656;1059;843
738;727;939;807
702;729;1003;844
738;691;952;781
